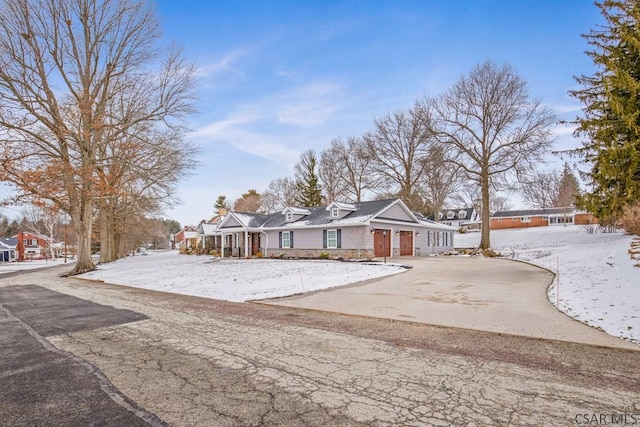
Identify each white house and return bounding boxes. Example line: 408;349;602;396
214;199;456;258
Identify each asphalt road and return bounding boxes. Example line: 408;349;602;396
1;268;639;426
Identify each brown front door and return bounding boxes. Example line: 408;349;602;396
251;233;260;255
373;229;390;257
399;231;413;256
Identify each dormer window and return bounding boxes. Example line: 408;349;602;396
286;212;293;221
447;211;455;219
330;208;339;218
458;210;467;219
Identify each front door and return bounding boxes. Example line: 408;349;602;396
399;231;413;256
251;233;260;255
373;229;390;257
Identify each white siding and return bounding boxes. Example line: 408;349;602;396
376;203;415;222
221;216;242;228
265;226;371;250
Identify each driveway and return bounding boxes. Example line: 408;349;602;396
2;268;640;425
262;257;638;350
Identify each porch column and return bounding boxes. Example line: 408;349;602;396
220;232;224;258
244;231;249;258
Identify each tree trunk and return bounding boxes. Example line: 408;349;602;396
479;171;491;250
68;202;96;275
99;200;119;263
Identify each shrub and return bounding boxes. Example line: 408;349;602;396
482;248;501;258
319;251;330;259
620;202;640;236
256;251;263;258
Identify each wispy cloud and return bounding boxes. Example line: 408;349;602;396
196;49;249;78
191;80;346;163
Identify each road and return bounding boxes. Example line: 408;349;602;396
1;267;639;426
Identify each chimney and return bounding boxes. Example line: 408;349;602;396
218;208;228;217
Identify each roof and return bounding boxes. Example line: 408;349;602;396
220;199;413;230
413;214;458;231
428;207;476;221
492;207;577;218
0;237;18;248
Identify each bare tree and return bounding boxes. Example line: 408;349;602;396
234;190;261;213
261;177;296;213
318;145;346;204
365;106;435;211
0;0;196;274
521;169;561;209
419;143;462;217
321;137;375;203
23;203;62;259
431;61;557;249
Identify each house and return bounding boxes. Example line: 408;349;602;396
0;237;17;262
173;226;198;252
214;199;456;258
13;231;53;260
490;208;598;230
197;211;227;254
433;208;480;230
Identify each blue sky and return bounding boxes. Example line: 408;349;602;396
1;1;606;225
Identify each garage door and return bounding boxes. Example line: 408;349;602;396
399;231;413;256
373;229;390;257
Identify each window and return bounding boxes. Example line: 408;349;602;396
521;216;531;223
286;212;293;221
458;210;467;219
327;230;337;248
512;217;518;221
31;239;37;246
331;208;339;218
447;211;455;219
497;218;503;222
281;231;291;248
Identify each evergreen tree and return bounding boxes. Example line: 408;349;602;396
554;162;581;207
569;0;640;223
214;195;230;214
294;150;323;207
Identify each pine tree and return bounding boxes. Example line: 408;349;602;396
569;0;640;224
554;162;581;207
294;150;323;207
214;195;230;214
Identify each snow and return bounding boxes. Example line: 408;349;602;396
79;252;406;302
0;258;68;274
456;226;640;344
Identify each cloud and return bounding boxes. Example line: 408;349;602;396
196;49;248;78
275;82;343;127
190;80;345;163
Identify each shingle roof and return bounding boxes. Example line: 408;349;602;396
492;207;576;218
223;199;401;230
0;237;18;248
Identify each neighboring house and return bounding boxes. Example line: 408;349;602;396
215;199;456;258
432;208;480;230
12;231;53;260
173;226;198;252
197;211;227;253
0;237;17;262
490;208;597;230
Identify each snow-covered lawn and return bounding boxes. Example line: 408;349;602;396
456;226;640;344
79;252;406;302
0;258;67;274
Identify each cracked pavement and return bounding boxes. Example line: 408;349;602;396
1;267;639;426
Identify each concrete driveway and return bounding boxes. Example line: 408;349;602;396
263;257;638;350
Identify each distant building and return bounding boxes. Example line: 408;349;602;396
490;208;597;230
431;208;480;230
0;237;17;262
